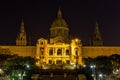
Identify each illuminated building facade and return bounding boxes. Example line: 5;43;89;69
36;8;83;66
0;8;120;67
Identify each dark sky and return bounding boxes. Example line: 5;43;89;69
0;0;120;46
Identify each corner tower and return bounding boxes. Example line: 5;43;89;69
50;8;69;44
16;20;27;46
93;21;103;46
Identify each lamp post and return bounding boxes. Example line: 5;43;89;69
99;73;103;80
90;64;96;80
75;38;79;80
75;48;79;80
75;38;79;69
75;48;78;68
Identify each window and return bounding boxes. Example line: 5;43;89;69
40;42;43;45
66;60;70;64
57;48;62;55
49;60;52;64
56;60;62;64
40;47;44;55
49;48;53;55
57;29;61;35
74;55;79;59
20;38;22;40
40;56;44;59
66;49;69;55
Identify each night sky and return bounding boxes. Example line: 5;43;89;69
0;0;120;46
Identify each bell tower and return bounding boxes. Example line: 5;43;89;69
16;20;27;46
93;21;103;46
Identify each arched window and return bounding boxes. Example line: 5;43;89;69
40;42;43;45
40;47;44;55
57;48;62;55
66;49;69;55
49;60;52;64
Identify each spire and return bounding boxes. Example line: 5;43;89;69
94;21;100;34
92;21;103;46
57;7;62;18
16;19;27;46
20;19;25;33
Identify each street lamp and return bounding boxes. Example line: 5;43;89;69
75;38;79;80
75;48;79;69
90;65;96;80
26;64;30;70
75;38;80;68
90;65;96;69
99;73;103;80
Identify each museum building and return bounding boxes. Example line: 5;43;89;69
0;8;120;67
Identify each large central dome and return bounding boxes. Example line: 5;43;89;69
51;8;68;28
51;18;68;28
50;8;70;44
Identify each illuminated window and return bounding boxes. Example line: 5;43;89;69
57;48;62;55
40;47;44;55
49;48;53;55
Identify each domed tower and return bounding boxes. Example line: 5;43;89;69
50;8;69;44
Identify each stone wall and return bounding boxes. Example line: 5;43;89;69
0;46;36;57
82;46;120;58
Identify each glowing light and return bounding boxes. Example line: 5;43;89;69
75;38;78;42
92;74;94;77
26;64;30;69
70;62;75;65
90;65;96;68
18;73;22;77
0;69;2;72
0;68;4;74
99;74;103;78
83;65;86;67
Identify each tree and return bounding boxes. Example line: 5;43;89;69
94;56;113;75
109;54;120;73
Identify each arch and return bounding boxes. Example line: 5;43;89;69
57;48;62;55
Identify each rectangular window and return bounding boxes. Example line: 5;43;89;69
66;60;70;64
49;48;53;55
66;50;69;55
